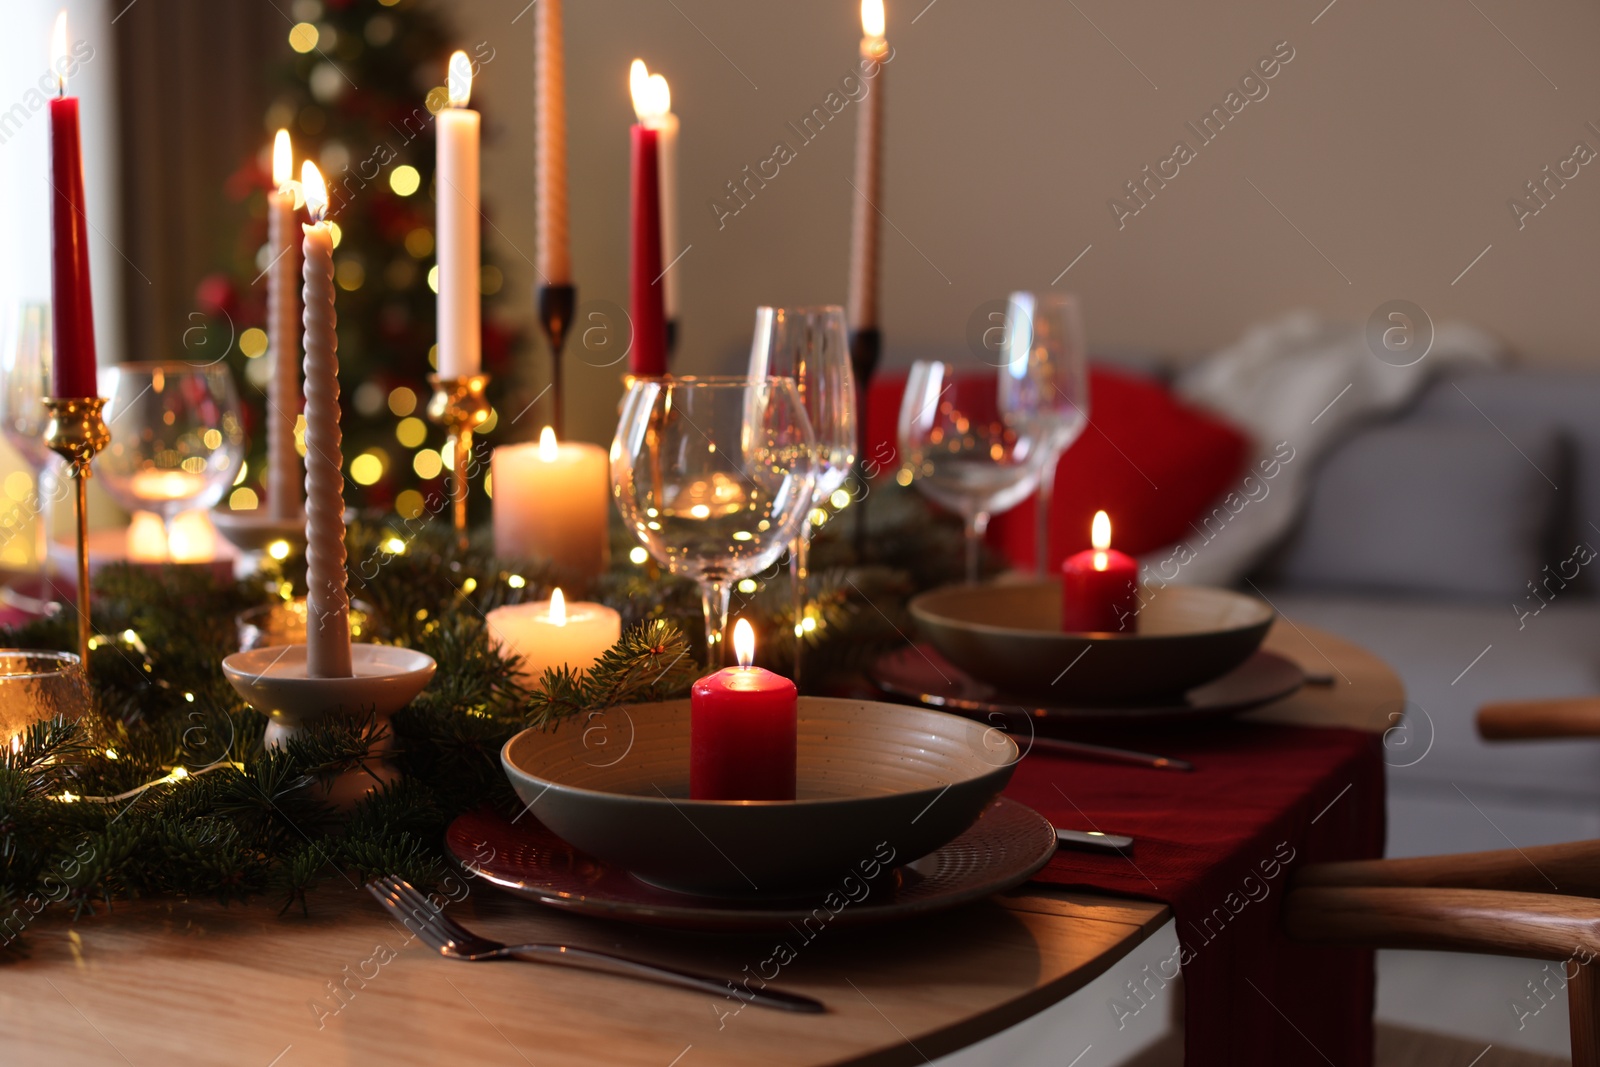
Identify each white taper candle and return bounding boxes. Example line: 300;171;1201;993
436;51;481;379
267;129;303;521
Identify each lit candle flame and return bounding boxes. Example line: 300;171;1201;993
629;59;670;122
538;425;559;462
733;618;756;669
1091;509;1111;572
548;587;567;626
301;160;328;223
447;50;473;108
50;11;68;96
861;0;886;40
272;129;294;191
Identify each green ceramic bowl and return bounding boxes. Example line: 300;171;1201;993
500;696;1017;897
910;580;1274;702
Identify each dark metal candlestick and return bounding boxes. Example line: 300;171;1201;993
426;373;491;551
43;396;110;664
848;327;882;560
537;283;576;436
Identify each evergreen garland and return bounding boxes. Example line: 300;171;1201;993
0;484;975;953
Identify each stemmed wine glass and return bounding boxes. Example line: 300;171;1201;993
997;292;1090;575
898;361;1041;583
748;306;857;685
612;376;819;666
0;302;59;591
97;362;246;549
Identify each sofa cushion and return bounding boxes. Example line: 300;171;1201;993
864;365;1251;562
1275;422;1564;599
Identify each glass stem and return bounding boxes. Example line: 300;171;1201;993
1035;447;1062;576
964;510;991;584
701;578;734;668
790;529;811;691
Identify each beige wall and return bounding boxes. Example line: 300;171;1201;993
458;0;1599;445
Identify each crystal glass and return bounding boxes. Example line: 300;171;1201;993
898;361;1041;583
612;376;818;666
97;362;246;530
0;302;61;587
0;650;90;742
748;306;857;685
997;292;1090;574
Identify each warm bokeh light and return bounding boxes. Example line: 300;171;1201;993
548;587;567;626
538;426;559;462
272;129;294;190
389;164;420;197
301;161;328;222
733;618;756;668
447;50;472;108
288;22;319;53
861;0;886;40
240;328;268;358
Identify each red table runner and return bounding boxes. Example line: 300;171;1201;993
1005;721;1385;1066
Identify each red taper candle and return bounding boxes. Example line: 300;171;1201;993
47;12;96;399
628;60;668;377
1061;510;1139;633
690;619;798;801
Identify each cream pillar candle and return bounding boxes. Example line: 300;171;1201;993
436;50;481;379
299;161;352;679
847;0;887;331
267;129;303;521
486;588;620;686
490;426;609;587
534;0;570;284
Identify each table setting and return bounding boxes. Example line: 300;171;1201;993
0;4;1396;1066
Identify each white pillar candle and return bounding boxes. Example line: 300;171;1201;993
267;129;303;521
436;50;481;379
847;0;887;331
300;161;352;679
491;427;610;587
486;588;621;686
534;0;571;285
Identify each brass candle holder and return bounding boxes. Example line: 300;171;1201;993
43;396;110;664
425;373;491;551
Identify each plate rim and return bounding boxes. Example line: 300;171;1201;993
445;796;1059;931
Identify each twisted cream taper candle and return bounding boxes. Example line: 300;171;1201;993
535;0;571;284
299;161;351;679
267;130;303;522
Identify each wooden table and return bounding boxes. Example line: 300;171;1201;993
0;623;1402;1067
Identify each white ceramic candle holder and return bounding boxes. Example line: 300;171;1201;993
221;642;435;809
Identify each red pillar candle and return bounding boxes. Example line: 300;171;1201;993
47;13;96;399
627;59;668;377
1061;510;1139;633
690;619;798;801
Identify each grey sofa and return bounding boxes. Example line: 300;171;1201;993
1260;365;1600;1056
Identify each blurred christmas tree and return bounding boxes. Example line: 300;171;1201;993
195;0;523;523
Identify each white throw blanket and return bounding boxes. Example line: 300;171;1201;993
1150;310;1502;586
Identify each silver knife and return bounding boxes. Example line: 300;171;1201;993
1056;827;1135;853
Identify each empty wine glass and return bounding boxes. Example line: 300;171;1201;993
0;302;60;586
612;376;818;666
748;306;857;685
899;361;1041;583
997;292;1090;575
97;362;246;541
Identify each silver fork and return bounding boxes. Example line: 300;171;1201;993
367;875;825;1014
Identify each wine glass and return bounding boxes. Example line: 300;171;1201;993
997;292;1090;575
97;362;246;546
612;376;818;666
748;306;857;684
898;361;1041;583
0;302;59;593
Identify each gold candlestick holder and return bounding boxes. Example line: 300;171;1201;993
426;373;491;551
43;396;110;664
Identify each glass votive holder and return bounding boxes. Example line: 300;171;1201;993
0;650;90;743
236;598;374;651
